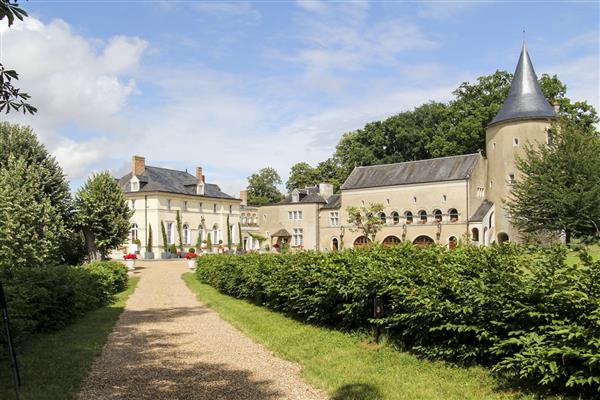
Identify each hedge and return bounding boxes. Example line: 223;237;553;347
0;261;128;344
196;243;600;396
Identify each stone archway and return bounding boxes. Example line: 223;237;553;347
497;232;509;244
382;235;401;247
413;235;434;247
353;236;369;248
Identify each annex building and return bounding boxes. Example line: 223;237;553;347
119;44;557;255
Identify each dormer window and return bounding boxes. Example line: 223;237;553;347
130;176;140;192
292;189;300;203
196;183;205;195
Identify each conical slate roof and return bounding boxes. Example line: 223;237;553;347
489;43;555;127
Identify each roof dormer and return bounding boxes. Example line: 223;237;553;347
130;176;140;192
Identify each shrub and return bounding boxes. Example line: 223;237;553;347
196;243;600;396
0;261;128;346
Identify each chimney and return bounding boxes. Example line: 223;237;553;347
318;182;334;199
132;155;145;176
196;166;205;183
240;190;248;206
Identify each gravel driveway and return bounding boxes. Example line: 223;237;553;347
79;260;325;400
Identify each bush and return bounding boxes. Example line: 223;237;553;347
196;243;600;396
0;261;128;346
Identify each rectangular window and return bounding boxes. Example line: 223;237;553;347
288;211;293;220
513;138;519;146
131;199;136;209
293;228;304;246
213;204;217;213
298;211;303;220
329;212;339;226
166;222;174;245
508;173;516;185
229;205;232;214
167;199;171;210
184;201;188;211
199;202;203;211
131;181;139;191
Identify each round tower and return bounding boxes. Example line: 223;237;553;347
485;43;556;243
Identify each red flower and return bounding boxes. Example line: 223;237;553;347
186;252;198;259
123;253;137;260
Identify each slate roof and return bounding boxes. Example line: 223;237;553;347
341;153;480;190
277;186;327;205
321;194;341;210
119;166;236;200
469;200;494;222
272;228;292;237
489;43;555;127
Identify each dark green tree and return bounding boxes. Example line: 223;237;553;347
226;214;232;251
286;162;319;192
506;120;600;244
176;210;183;252
147;224;153;253
75;172;132;260
237;222;243;251
160;220;168;253
247;167;284;206
206;232;213;252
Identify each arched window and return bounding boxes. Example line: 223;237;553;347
379;212;387;224
413;235;434;247
131;223;138;242
212;224;219;244
433;209;442;223
353;236;370;248
471;227;479;242
332;238;339;251
183;224;191;245
497;232;509;244
391;211;400;225
252;214;257;224
404;211;413;224
418;210;427;224
448;236;457;250
382;235;401;247
449;208;459;222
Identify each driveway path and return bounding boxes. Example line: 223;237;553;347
79;260;325;400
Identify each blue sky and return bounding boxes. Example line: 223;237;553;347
1;1;598;195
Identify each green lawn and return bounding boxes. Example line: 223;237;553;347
183;273;538;400
566;244;600;265
0;277;140;400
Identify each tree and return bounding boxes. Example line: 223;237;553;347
0;155;63;273
286;162;318;192
247;167;284;206
206;232;213;252
346;203;386;243
506;120;600;244
226;214;232;251
75;172;132;260
147;224;153;254
160;220;168;253
176;210;183;252
0;1;36;114
237;222;243;251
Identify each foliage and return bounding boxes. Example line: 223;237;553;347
247;167;284;206
160;220;168;251
196;227;203;250
196;244;600;396
286;162;319;192
146;224;153;253
507;119;600;244
346;202;385;242
0;1;36;114
74;172;132;259
1;261;128;344
226;214;232;251
176;210;183;252
169;244;177;254
237;222;243;251
206;232;212;252
0;155;64;273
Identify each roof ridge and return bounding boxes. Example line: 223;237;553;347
146;165;196;176
355;153;479;169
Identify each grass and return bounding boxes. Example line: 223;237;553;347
0;277;140;400
182;273;538;400
566;243;600;265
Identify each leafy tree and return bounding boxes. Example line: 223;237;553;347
160;220;168;252
507;120;600;244
206;232;213;252
237;222;243;251
315;158;344;192
147;224;153;253
0;0;36;114
176;210;183;252
346;203;385;243
75;172;132;260
0;155;63;273
226;214;232;251
286;162;319;192
247;167;284;206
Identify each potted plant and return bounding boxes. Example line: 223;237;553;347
160;221;170;259
145;224;155;259
123;253;137;270
185;249;198;269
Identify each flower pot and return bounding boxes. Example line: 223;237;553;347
144;252;154;260
187;259;195;269
126;259;135;270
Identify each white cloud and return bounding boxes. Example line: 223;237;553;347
295;0;328;13
543;55;600;110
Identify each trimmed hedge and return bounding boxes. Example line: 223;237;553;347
196;244;600;396
1;261;128;343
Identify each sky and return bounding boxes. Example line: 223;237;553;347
0;0;598;196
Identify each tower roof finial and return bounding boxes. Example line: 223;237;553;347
488;44;556;127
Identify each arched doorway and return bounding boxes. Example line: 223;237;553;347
382;235;401;247
413;235;434;247
353;236;369;248
448;236;457;250
332;238;339;251
497;232;509;244
471;228;479;243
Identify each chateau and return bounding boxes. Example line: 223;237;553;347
119;44;557;255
